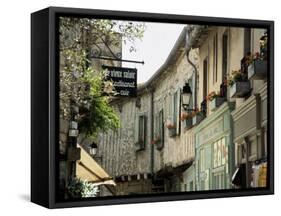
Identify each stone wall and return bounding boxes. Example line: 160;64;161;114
97;47;198;179
97;91;152;177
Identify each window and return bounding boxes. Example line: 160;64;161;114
203;58;208;100
263;128;267;158
155;109;164;150
134;114;147;151
248;137;257;158
213;137;227;168
214;142;218;167
244;28;251;55
213;172;225;190
189;181;194;191
188;76;194;108
222;31;228;82
173;89;181;135
236;142;246;165
213;33;218;84
200;148;205;172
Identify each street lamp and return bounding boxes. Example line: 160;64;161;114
182;83;192;111
89;142;98;156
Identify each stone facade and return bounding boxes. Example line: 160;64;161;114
96;25;269;195
98;28;198;195
189;25;268;190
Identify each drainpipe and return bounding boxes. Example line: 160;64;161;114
150;88;155;179
185;25;208;109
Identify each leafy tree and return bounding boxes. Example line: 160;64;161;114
59;17;145;137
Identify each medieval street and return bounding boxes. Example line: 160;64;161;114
58;17;268;199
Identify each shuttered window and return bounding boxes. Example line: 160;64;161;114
155;109;164;150
173;89;181;135
135;114;146;151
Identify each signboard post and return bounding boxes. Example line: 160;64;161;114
102;65;137;97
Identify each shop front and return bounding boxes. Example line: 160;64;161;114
194;102;234;191
231;82;268;188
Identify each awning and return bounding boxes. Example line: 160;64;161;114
231;164;246;187
156;159;194;178
76;144;116;187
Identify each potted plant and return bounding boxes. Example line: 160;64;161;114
228;69;251;98
166;118;176;137
192;109;205;126
181;111;193;129
247;52;267;80
207;91;226;111
152;135;164;150
67;177;99;198
151;136;161;145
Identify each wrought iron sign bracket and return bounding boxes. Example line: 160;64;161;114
90;55;144;64
89;40;144;65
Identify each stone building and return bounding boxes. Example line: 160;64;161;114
229;29;268;188
98;28;198;195
186;25;268;190
97;24;268;195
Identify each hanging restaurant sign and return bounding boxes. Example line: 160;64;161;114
102;65;137;97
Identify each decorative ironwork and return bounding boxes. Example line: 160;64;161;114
89;40;144;65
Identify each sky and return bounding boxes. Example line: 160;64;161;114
122;22;186;84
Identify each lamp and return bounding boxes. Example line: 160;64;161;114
182;83;192;110
89;142;98;156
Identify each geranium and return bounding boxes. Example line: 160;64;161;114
206;91;220;101
151;136;160;144
227;69;248;87
180;112;191;121
166;123;176;129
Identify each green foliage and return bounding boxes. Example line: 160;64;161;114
67;177;99;198
79;68;120;137
59;17;145;138
59;17;146;53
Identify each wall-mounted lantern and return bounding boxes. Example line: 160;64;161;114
89;142;98;156
182;83;192;111
68;121;79;137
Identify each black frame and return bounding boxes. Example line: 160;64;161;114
31;6;274;208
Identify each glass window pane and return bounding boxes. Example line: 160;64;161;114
214;142;218;168
221;137;226;165
217;139;222;166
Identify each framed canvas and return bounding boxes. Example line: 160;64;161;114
31;6;274;208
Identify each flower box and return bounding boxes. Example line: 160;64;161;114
151;137;161;145
184;118;193;129
168;128;177;137
192;114;204;126
209;97;225;111
230;81;251;98
155;138;164;150
248;60;267;80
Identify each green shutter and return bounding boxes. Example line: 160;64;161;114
173;92;177;126
134;114;139;146
175;89;181;135
139;115;144;146
135;114;146;150
188;77;194;109
159;109;164;149
142;115;147;150
170;93;174;123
